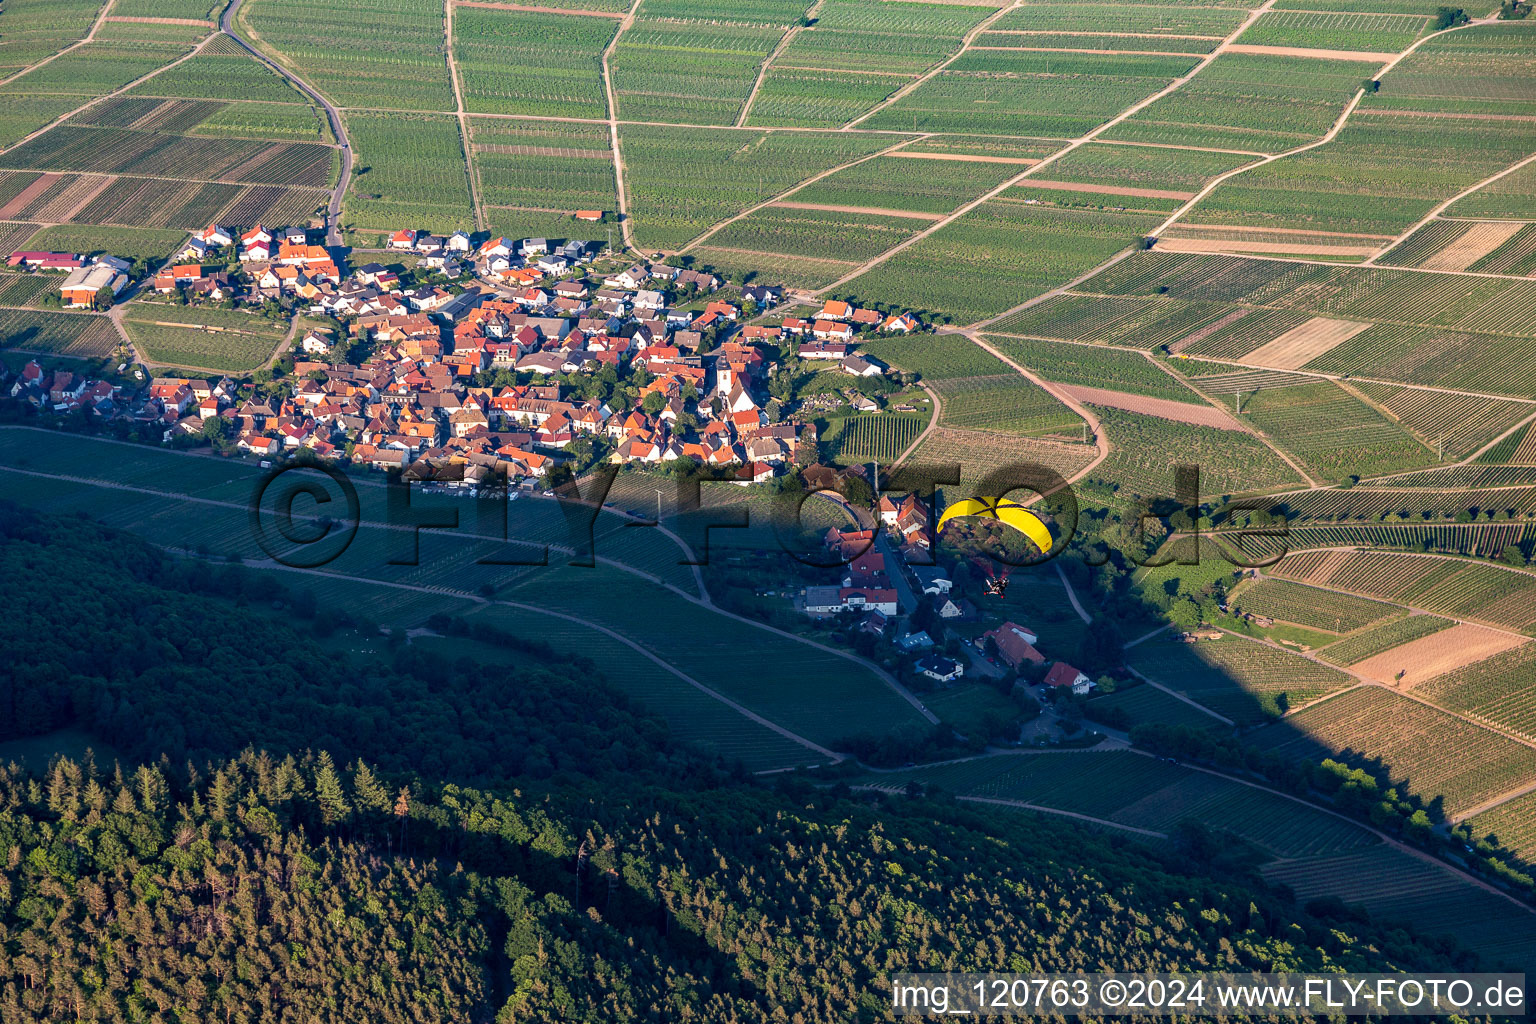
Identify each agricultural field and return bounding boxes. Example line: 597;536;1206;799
988;5;1252;38
120;303;289;371
610;0;803;126
1380;219;1536;277
1351;622;1526;688
1230;577;1397;633
1449;161;1536;220
452;6;617;119
863;51;1198;137
821;412;925;464
1040;143;1256;199
1250;685;1536;819
1315;613;1453;666
1270;549;1536;635
1348;380;1532;461
905;426;1097;493
776;0;993;76
982;335;1203;404
836;202;1160;325
1236;11;1429;53
860;334;1082;437
0;39;193;98
1468;789;1536;863
0;0;106;72
0;307;119;358
22;224;187;262
469;118;616;239
989;293;1247;351
1126;632;1352;725
1080;406;1302;506
1417;643;1536;743
1103;52;1381;153
342;112;473;238
1363;22;1536;117
1;123;335;188
241;0;454;110
746;68;913;129
1259;844;1536;974
1184;115;1536;237
791;154;1025;216
1234;377;1436;480
126;36;312;103
619;126;896;251
1085;683;1230;733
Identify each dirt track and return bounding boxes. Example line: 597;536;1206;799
1226;43;1396;61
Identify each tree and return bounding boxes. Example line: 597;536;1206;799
93;285;116;311
641;391;666;415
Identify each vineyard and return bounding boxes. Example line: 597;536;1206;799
1235;377;1436;479
1250;685;1536;819
470;119;615;235
822;413;923;464
1078;406;1301;506
906;427;1096;492
1417;643;1536;743
1103;52;1380;153
1469;789;1536;863
1126;633;1352;725
1316;613;1453;666
988;293;1239;351
863;51;1196;137
453;7;616;119
121;304;289;371
1186;115;1535;237
837;201;1161;325
776;0;990;76
244;0;455;110
618;126;894;251
747;68;914;130
982;335;1203;404
1236;10;1430;53
1270;549;1536;633
1348;380;1531;462
3;124;334;188
1230;578;1396;633
1259;844;1536;971
0;308;119;358
1085;683;1229;733
342;113;473;237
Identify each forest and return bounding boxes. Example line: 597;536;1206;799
0;503;1489;1021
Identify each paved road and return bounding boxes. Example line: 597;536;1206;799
222;0;352;247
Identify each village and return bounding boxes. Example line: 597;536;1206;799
5;220;1104;744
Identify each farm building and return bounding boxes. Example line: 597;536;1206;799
59;264;127;308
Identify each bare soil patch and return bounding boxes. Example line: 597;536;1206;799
1355;623;1527;687
1226;43;1395;61
105;15;214;26
1155;237;1381;257
0;174;61;220
1420;222;1525;273
1058;383;1241;429
1241;316;1373;369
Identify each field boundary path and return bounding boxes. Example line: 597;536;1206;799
444;0;487;231
890;382;942;469
225;0;351;247
602;0;645;252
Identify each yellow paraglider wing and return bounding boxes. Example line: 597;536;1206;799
937;496;1054;553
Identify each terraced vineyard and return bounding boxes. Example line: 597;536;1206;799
1126;633;1352;725
1251;686;1536;819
